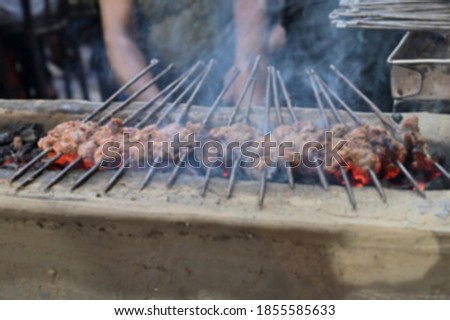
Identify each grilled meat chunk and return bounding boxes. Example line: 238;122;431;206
38;120;98;155
329;125;407;182
274;121;325;172
401;115;427;154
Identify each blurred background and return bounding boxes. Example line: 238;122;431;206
0;0;112;102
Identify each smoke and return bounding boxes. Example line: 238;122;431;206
276;0;404;112
102;0;403;112
135;0;235;105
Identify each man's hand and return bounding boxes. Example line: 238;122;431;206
223;1;287;105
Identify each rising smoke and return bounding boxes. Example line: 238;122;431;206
104;0;404;112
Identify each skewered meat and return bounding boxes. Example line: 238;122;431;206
36;114;438;186
206;123;279;179
274;121;328;174
328;124;407;183
38;119;208;167
400;115;439;176
401;115;427;153
78;140;97;167
38;120;98;154
207;123;259;160
150;123;184;160
241;131;279;180
208;123;257;145
125;125;157;165
179;122;207;148
365;125;406;179
94;125;138;166
335;127;381;175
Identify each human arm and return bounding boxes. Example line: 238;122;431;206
99;0;159;100
223;0;270;105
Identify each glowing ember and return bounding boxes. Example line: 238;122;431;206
55;153;79;167
47;153;93;170
350;166;371;186
413;182;426;192
383;163;401;180
82;158;95;169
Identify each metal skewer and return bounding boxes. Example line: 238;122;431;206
313;76;364;126
198;56;260;198
270;68;283;126
270;68;294;189
276;70;329;190
275;71;297;122
434;162;450;181
242;70;258;125
139;61;214;191
136;62;204;128
103;161;129;194
368;168;387;201
338;165;358;209
15;153;62;192
226;155;242;198
42;157;83;192
166;67;240;189
83;59;159;122
9;148;51;184
308;71;330;129
330;64;400;132
224;58;261;199
96;63;174;125
122;74;185;125
10;60;160;184
312;71;386;203
228;56;261;126
199;162;213;197
308;70;356;209
201;67;256;197
156;60;216;189
70;161;102;191
200;56;260;197
257;67;272;209
396;160;427;198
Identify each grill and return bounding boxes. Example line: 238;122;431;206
1;70;450;298
4;58;450;210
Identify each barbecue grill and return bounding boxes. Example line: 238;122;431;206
0;58;449;299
